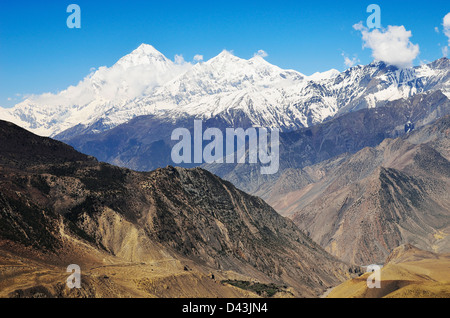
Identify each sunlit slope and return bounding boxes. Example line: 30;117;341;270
328;244;450;298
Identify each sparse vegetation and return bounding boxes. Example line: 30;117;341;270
221;280;287;297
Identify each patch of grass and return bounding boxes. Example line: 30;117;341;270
221;280;286;297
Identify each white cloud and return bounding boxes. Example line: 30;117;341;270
435;26;440;33
442;12;450;57
353;22;420;68
18;56;193;111
174;54;186;65
253;49;268;58
444;12;450;40
7;97;12;101
341;53;360;68
193;54;204;62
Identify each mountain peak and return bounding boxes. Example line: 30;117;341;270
248;54;271;65
216;49;235;58
429;56;450;70
134;43;161;54
116;44;171;67
207;50;243;65
307;69;340;81
368;60;388;69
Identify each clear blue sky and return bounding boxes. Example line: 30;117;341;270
0;0;449;108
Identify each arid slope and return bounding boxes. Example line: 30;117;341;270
0;120;356;298
327;244;450;298
263;116;450;265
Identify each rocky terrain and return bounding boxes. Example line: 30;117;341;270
53;90;450;188
261;115;450;265
207;90;450;193
1;59;449;297
0;120;357;298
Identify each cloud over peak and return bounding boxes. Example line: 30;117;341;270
193;54;204;62
341;52;360;68
253;49;268;58
353;22;420;69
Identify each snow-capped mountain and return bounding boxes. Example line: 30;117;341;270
0;44;191;136
1;44;449;138
108;50;312;131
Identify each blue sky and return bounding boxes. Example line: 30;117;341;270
0;0;449;108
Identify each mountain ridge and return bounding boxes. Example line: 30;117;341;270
1;44;449;140
263;115;450;264
0;119;357;297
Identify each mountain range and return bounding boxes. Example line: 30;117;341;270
262;115;450;265
0;120;357;297
1;44;449;140
1;43;450;298
206;90;450;194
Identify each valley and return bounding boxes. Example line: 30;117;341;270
0;120;357;298
1;44;449;299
